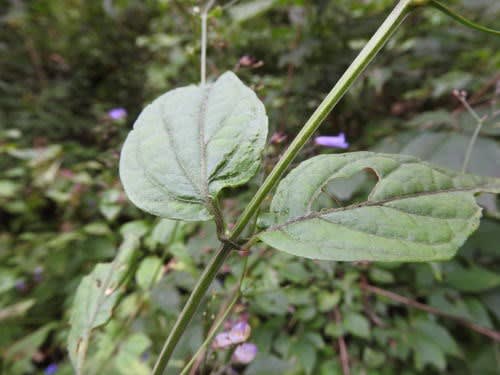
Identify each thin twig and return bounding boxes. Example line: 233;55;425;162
468;74;500;105
200;0;216;85
24;37;47;89
453;90;487;173
334;308;351;375
361;283;500;342
360;276;385;327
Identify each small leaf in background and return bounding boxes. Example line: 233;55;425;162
0;299;35;321
99;189;123;221
317;291;341;312
374;131;499;179
344;312;370;339
407;317;461;372
135;256;163;290
67;235;139;374
229;0;275;23
363;347;386;368
412;318;461;357
245;354;293;375
114;333;151;375
260;152;500;262
290;337;317;375
253;290;289;316
120;220;150;239
369;267;395;284
444;263;500;292
4;323;57;364
119;71;268;221
0;180;19;198
0;268;17;293
146;219;178;249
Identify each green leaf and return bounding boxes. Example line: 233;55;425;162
67;236;139;374
253;290;289;316
363;348;386;368
444;264;500;292
229;0;275;23
412;318;460;357
119;71;268;221
135;256;163;290
290;337;317;375
4;323;57;363
0;180;19;198
147;219;178;248
344;312;371;339
0;299;35;321
410;334;446;371
317;291;341;312
374;131;499;178
259;152;500;262
114;333;151;375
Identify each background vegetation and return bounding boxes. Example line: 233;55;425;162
0;0;499;374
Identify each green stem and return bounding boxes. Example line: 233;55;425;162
152;1;416;373
429;0;500;36
229;0;414;241
152;244;232;375
200;0;216;85
180;257;248;375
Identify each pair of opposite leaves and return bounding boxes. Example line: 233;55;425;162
120;72;500;262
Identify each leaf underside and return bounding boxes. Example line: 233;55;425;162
259;152;500;262
68;236;139;374
119;71;268;221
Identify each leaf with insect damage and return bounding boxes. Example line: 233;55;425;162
259;152;500;262
67;235;139;374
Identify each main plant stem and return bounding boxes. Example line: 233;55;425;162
152;1;417;373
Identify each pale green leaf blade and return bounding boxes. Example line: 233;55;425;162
67;236;139;374
259;152;500;262
229;0;275;23
119;71;268;221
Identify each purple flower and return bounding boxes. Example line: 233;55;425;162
44;363;58;375
107;108;127;121
314;133;349;149
232;343;258;364
33;266;44;283
228;321;251;344
15;279;28;293
212;332;233;349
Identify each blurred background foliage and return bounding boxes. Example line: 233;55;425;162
0;0;499;374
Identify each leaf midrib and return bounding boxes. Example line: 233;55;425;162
267;185;493;233
198;86;212;200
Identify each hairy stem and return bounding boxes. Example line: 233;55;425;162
181;257;248;375
200;0;216;85
152;244;232;375
153;1;417;373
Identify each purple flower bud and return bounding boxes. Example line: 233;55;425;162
44;363;58;375
212;332;233;349
107;108;127;121
314;133;349;149
15;279;28;293
232;343;257;364
228;321;251;344
33;266;44;283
